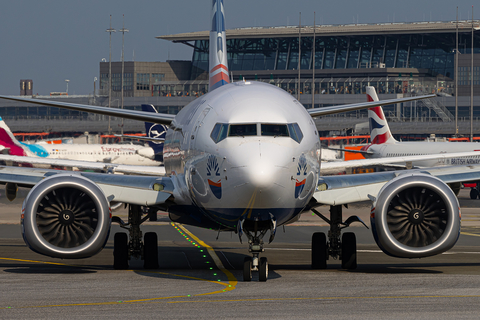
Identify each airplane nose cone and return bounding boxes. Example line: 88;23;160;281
247;160;277;190
228;142;293;205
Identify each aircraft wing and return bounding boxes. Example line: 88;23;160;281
0;95;175;125
0;166;173;206
0;94;433;125
114;134;165;143
323;146;372;154
0;154;166;176
320;151;480;175
308;94;435;117
315;164;480;206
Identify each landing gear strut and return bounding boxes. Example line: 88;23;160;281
311;205;367;270
239;217;275;282
112;204;159;270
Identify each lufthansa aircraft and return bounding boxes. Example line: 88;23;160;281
1;0;480;282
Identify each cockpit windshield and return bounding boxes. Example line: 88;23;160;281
210;122;303;144
261;124;289;137
228;124;257;137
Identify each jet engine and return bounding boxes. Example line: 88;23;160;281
371;173;460;258
22;174;111;259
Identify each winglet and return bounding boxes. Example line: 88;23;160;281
209;0;230;91
366;86;396;144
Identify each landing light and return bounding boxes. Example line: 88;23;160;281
318;183;327;191
153;183;164;191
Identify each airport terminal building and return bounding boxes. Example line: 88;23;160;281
2;20;480;137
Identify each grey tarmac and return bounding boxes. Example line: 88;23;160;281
1;188;480;319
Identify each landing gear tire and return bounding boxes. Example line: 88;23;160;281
470;188;479;200
259;257;268;282
243;257;253;282
311;232;327;269
113;232;129;270
143;232;159;269
341;232;357;270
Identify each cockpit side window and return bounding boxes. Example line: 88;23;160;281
292;123;303;142
228;124;257;137
261;124;289;137
210;123;229;143
287;123;303;143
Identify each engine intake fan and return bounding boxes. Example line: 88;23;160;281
22;174;111;259
371;173;460;258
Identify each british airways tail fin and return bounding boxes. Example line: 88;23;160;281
366;86;396;144
0;117;29;156
208;0;230;91
141;104;167;158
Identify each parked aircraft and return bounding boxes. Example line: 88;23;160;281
0;107;165;167
1;0;479;282
334;87;480;198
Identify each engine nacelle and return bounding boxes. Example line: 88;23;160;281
22;174;111;259
371;173;460;258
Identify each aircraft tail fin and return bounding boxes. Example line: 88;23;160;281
0;116;28;156
208;0;230;91
366;86;396;144
141;104;167;157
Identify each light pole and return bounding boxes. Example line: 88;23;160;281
312;12;315;109
65;79;70;95
297;12;301;101
106;15;116;134
455;7;458;136
470;6;474;142
119;15;129;142
93;77;97;104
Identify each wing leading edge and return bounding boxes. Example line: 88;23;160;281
308;94;435;117
0;166;173;206
315;164;480;206
0;95;175;125
0;154;166;176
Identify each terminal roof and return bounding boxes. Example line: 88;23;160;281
157;20;480;42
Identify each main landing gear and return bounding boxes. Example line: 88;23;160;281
310;205;368;270
112;204;159;270
238;216;276;282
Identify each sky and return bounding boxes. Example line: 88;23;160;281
0;0;478;95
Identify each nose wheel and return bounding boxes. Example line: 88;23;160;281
239;217;275;282
242;255;268;282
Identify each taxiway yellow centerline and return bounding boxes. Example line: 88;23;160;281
0;222;238;309
174;223;238;293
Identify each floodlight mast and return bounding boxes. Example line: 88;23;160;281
119;15;129;141
106;15;116;135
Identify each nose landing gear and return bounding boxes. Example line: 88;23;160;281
239;217;275;282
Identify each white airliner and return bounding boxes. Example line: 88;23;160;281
334;87;480;198
0;107;165;168
1;0;480;282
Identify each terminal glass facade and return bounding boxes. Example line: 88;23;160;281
190;32;479;80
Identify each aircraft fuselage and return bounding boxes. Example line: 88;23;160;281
364;142;480;167
163;81;321;229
